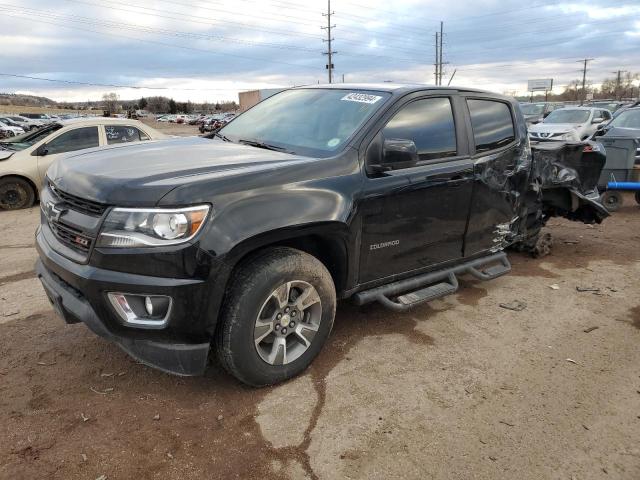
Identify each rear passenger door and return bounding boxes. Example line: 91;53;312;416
358;93;475;283
463;97;529;256
104;125;151;145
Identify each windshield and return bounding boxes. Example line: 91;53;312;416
220;88;391;156
591;102;618;112
544;109;590;124
609;109;640;129
520;104;545;115
0;123;61;150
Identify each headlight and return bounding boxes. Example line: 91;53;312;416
96;205;210;248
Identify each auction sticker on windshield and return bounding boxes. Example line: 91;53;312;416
341;93;383;104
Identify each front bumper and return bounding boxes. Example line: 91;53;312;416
35;229;212;376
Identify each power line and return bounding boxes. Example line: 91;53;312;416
1;9;321;71
0;72;244;91
64;0;323;41
65;0;431;56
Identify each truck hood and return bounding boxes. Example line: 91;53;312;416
0;148;14;161
529;123;584;133
47;137;319;206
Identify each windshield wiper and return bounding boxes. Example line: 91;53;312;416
213;132;231;142
238;138;291;153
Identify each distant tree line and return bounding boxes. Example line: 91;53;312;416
98;94;239;114
51;93;239;114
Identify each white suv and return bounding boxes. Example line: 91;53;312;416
528;107;611;141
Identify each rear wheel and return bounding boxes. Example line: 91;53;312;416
215;247;336;386
635;191;640;205
0;176;36;210
600;190;623;212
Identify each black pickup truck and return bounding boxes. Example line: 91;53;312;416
35;84;608;386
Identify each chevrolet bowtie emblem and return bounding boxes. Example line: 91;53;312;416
46;201;67;223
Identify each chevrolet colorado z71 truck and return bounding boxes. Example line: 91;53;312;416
35;84;607;386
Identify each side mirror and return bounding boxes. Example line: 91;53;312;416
592;117;604;124
380;139;419;171
543;112;551;118
596;124;606;131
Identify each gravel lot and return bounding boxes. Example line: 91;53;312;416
141;118;203;136
1;176;639;478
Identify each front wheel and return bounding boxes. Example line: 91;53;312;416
215;247;336;386
0;176;36;210
601;190;623;212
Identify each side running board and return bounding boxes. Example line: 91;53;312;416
353;252;511;311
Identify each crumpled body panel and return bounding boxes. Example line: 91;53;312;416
507;140;609;255
530;141;609;223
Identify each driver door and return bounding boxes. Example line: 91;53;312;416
358;94;475;284
36;126;100;184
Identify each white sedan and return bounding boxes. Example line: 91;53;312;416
0;118;167;210
0;120;25;138
528;107;611;141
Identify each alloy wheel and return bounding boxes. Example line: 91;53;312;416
254;280;322;365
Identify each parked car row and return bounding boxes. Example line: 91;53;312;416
155;112;236;128
198;113;236;133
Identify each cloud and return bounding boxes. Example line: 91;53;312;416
0;0;638;102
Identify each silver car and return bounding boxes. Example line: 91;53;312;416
528;107;611;141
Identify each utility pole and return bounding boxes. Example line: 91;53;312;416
434;32;439;85
447;69;457;87
322;0;336;83
438;21;444;86
612;70;628;100
578;58;594;105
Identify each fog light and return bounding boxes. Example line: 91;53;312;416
107;293;172;328
145;296;154;316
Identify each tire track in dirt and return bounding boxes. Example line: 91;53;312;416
0;270;36;284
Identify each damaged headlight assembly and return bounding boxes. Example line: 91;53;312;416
96;205;210;248
560;131;580;141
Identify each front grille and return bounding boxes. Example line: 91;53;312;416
49;221;93;253
49;181;107;216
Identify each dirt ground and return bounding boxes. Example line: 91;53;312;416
141;118;202;137
1;195;639;480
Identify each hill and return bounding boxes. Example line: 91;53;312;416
0;93;58;107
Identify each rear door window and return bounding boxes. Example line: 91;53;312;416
105;125;150;145
467;99;515;153
382;97;457;161
45;127;99;155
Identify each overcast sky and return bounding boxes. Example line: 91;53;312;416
1;0;638;103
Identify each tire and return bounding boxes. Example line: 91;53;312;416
600;190;623;212
635;191;640;206
0;176;36;210
215;247;336;386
